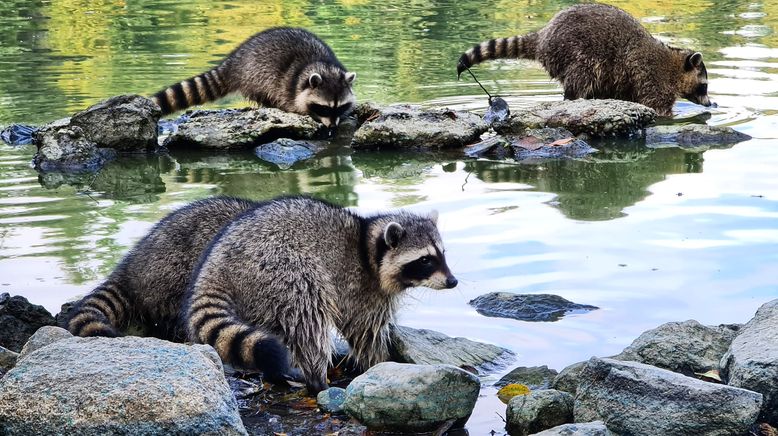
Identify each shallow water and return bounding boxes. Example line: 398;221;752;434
1;0;778;434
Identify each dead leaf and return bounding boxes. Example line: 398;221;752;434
548;137;575;146
365;110;380;122
514;137;544;151
695;369;722;383
497;383;531;404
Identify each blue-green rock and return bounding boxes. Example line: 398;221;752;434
317;387;347;414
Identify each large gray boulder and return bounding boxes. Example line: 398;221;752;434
613;320;740;376
0;327;247;435
645;124;751;149
0;293;56;352
575;357;763;436
528;421;611;436
469;292;598;322
495;99;656;138
32;119;115;172
352;103;488;149
163;108;321;149
506;389;574;436
389;324;514;371
343;362;480;433
70;94;160;151
552;361;587;395
496;365;559;390
721;299;778;426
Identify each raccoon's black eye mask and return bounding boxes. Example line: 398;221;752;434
309;102;353;118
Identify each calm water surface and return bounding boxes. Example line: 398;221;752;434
2;0;778;433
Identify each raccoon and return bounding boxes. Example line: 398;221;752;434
185;196;457;393
151;27;356;128
456;4;712;116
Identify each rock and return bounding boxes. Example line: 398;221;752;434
351;103;488;149
1;124;36;146
389;324;514;372
552;361;587;395
317;387;347;414
469;293;598;322
0;329;246;435
254;138;319;169
506;389;574;436
18;325;74;360
528;421;611;436
70;94;160;151
575;357;763;436
0;346;18;374
464;135;510;158
509;128;597;161
613;320;740;376
32;120;116;173
0;293;56;352
163;108;321;149
645;124;751;148
343;362;480;433
721;299;778;426
495;99;656;138
495;366;559;390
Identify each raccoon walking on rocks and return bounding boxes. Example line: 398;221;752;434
66;196;457;393
151;27;356;128
456;4;712;116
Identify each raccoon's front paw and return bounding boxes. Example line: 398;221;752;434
305;378;328;395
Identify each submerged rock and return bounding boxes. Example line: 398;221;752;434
496;365;559;390
0;327;247;435
0;293;56;352
495;99;656;138
721;299;778;426
254;138;319;169
317;387;347;414
343;362;480;433
389;324;514;372
69;94;160;151
613;320;740;376
508;128;596;161
464;135;511;158
528;421;611;436
645;124;751;148
32;120;116;173
469;292;598;322
574;357;763;436
506;389;574;436
352;103;488;149
163;108;321;149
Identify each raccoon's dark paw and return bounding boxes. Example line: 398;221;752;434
254;336;292;384
305;378;328;395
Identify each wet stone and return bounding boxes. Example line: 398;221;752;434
469;292;598;322
254;138;319;169
506;389;574;436
509;128;597;161
32;120;116;173
0;293;56;352
495;365;559;390
69;94;160;151
317;387;347;414
645;124;751;149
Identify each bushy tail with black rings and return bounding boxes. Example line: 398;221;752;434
151;67;230;115
66;282;130;337
457;32;539;78
186;290;290;381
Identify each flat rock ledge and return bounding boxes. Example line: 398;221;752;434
343;362;480;433
469;292;598;322
494;99;656;139
575;357;763;436
0;327;247;435
352;103;488;149
646;124;751;149
163;107;322;149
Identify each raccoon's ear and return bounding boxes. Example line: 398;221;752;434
685;52;703;71
309;73;323;89
345;72;356;84
429;210;439;224
383;222;405;249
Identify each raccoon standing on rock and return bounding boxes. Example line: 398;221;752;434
457;3;712;116
151;27;356;128
65;196;457;393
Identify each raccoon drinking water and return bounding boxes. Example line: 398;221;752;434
151;27;356;128
66;196;457;393
457;4;712;116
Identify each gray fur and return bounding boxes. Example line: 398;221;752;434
186;197;456;393
152;27;356;127
457;4;712;116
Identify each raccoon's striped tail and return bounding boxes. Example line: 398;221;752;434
66;282;130;337
186;292;290;381
151;67;230;115
457;32;539;78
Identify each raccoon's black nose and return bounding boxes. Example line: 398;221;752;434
445;276;458;289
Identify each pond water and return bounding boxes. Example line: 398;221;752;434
1;0;778;434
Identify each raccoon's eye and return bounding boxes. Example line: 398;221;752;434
419;256;431;265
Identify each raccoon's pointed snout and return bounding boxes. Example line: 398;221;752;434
445;275;458;289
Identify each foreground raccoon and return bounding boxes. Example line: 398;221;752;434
67;196;456;392
456;4;712;116
151;27;356;128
